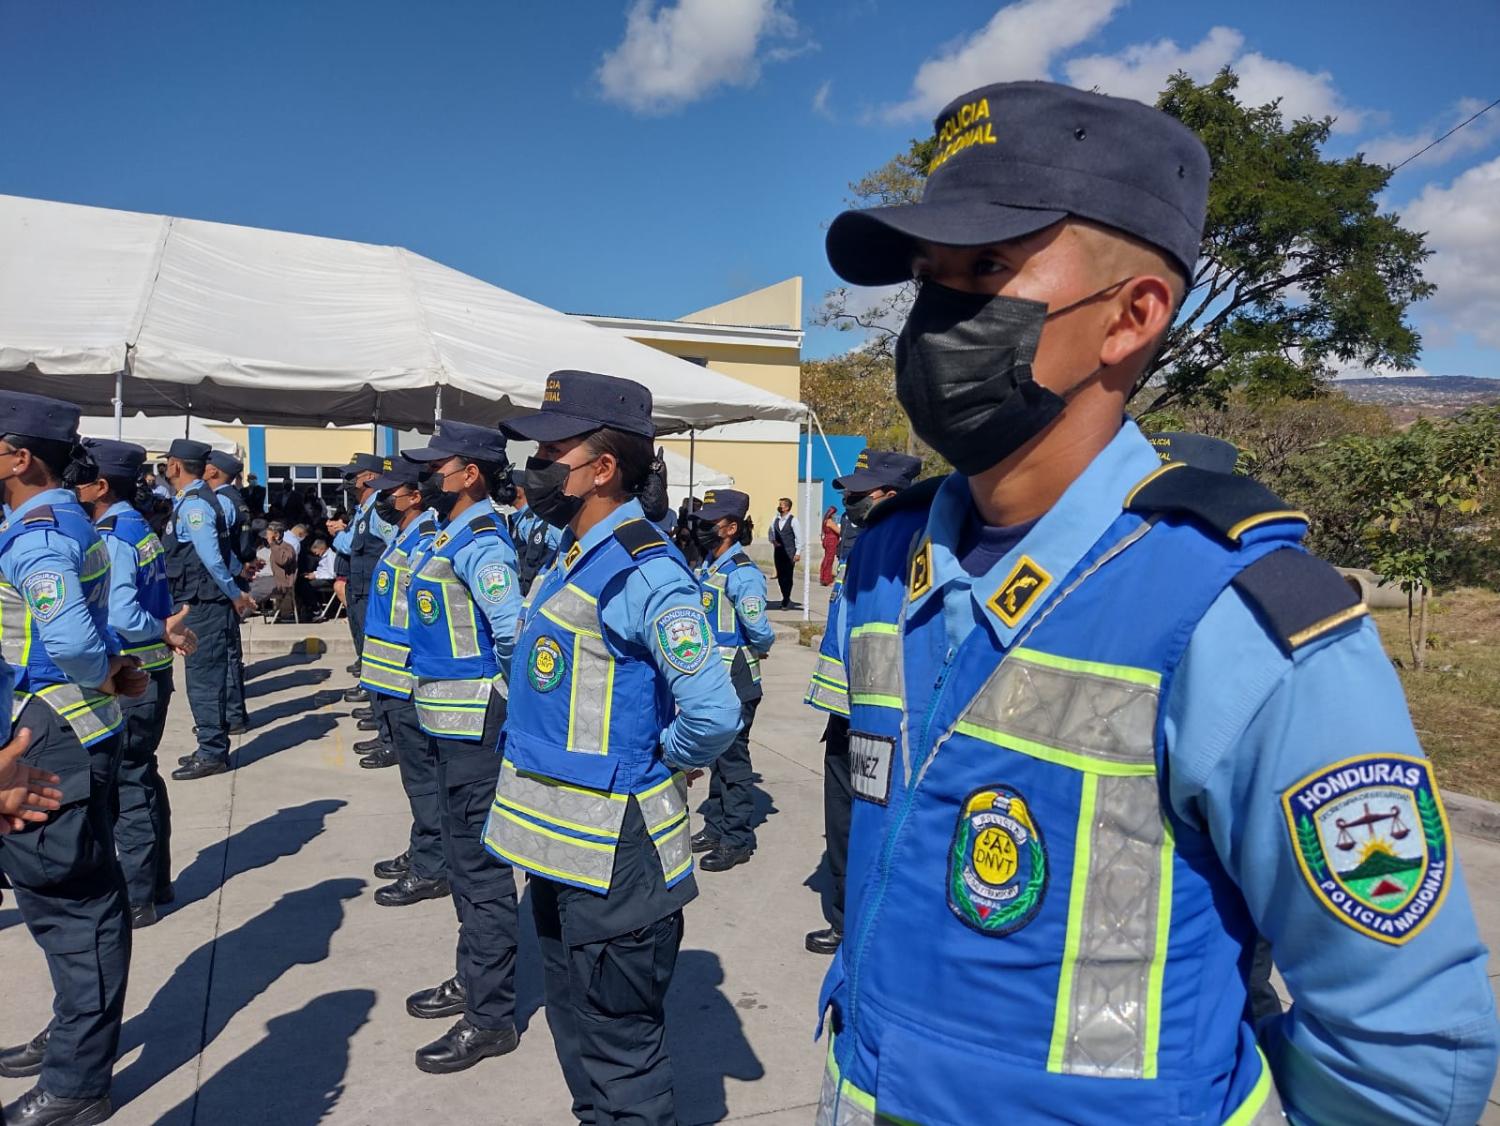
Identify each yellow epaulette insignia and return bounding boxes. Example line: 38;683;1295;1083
989;555;1052;628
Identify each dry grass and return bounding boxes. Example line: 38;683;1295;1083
1372;587;1500;801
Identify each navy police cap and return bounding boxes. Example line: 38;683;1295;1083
82;437;147;479
0;391;80;444
207;449;244;478
826;81;1211;285
502;370;655;443
167;437;213;462
696;488;750;523
402;419;508;466
1147;431;1241;475
367;455;422;491
344;452;387;475
833;449;922;494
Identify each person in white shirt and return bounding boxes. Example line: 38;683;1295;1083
768;497;801;610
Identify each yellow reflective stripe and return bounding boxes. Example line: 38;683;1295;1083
494;794;623;839
645;804;688;836
361;672;414;695
849;621;899;637
80;565;108;582
1223;1048;1273;1126
601;647;615;747
1226;509;1308;542
635;772;680;803
1009;646;1161;689
414;700;487;713
1123;461;1186;506
489;805;614;851
661;850;692;885
955;721;1157;777
1049;773;1098;1072
850;692;901;709
485;839;611;891
1142;820;1175;1079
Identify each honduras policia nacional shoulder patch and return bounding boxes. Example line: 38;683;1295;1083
949;785;1048;936
655;607;713;675
477;563;512;603
1283;753;1451;945
22;571;66;623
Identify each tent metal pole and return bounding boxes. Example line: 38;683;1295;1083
112;371;124;441
434;384;444;422
688;430;696;501
802;409;813;622
810;409;843;480
184;398;192;439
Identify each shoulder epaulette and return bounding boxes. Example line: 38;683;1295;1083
416;515;438;535
96;515;118;534
1124;463;1308;545
729;551;755;569
865;476;942;530
470;515;499;535
1231;547;1368;655
613;518;669;558
21;505;56;526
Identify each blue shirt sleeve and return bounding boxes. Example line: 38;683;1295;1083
4;530;112;689
101;534;160;644
726;563;775;655
1165;589;1499;1126
452;535;521;681
604;555;741;769
333;529;353;555
215;491;237;526
178;496;241;602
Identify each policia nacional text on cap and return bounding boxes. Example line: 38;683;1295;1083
811;80;1498;1126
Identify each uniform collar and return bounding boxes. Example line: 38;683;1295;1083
100;500;136;524
908;420;1162;647
559;498;646;572
357;491;377;515
435;498;500;542
175;477;205;499
704;545;737;575
4;487;76;521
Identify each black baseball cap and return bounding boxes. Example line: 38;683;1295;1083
833;449;922;494
0;391;80;444
697;489;750;523
502;370;655;442
1147;431;1240;475
826;81;1211;286
402;420;508;465
167;438;213;462
367;455;422;491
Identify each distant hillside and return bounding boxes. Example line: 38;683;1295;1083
1336;376;1500;422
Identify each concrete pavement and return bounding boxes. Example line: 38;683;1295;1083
3;614;1498;1124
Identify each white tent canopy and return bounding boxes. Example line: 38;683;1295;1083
78;412;237;455
0;194;805;433
663;448;731;490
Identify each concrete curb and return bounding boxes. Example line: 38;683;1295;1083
1447;791;1500;844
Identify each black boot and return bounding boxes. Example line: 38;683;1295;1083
343;686;368;704
129;903;158;929
356;717;379;732
373;851;411;881
414;1018;518;1074
0;1027;48;1079
351;705;374;720
406;976;466;1019
171;757;228;781
699;844;752;873
1;1087;113;1125
353;736;385;753
805;926;843;955
359;746;399;770
690;829;718;854
375;873;450;907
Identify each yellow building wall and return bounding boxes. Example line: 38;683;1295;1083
681;277;802;332
208;425;376;468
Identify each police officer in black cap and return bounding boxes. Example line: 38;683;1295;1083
163;438;255;781
800;448;919;956
203;449;254;734
336;453;397;735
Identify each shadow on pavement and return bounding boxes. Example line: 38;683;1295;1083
168;799;347;916
667;948;766;1126
113;877;366;1111
246;668;332;698
152;989;376;1126
242;652;320;681
802;852;836;929
236;713;339;769
248;689;345;729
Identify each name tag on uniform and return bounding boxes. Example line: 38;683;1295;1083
849;732;894;806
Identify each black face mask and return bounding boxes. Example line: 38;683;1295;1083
894;279;1124;476
639;447;670;523
374;492;403;526
418;471;458;522
843;493;877;528
691;518;723;554
522;457;586;530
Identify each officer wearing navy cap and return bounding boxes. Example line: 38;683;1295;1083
356;456;451;915
813;81;1498;1126
163;437;255;781
203;448;254;734
687;488;775;873
334;453;397;712
801;447;920;957
0;391;147;1126
72;439;196;929
396;419;523;1074
484;370;741;1126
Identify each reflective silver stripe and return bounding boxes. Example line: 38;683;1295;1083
362;664;415;697
135;533;164;565
652;814;692;885
0;582;31;668
535;583;615;756
487;759;628;890
123;640;172;670
814;652;848;688
417;555;481;659
493;758;627;837
847;625;902;706
816;1042;878;1126
805;677;850;715
960;650;1159;770
362;637;411;668
414;677;492;737
383;542;416;631
36;683;122;745
704;572;734;634
483;801;618;890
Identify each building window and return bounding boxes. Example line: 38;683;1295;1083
267;464;350;511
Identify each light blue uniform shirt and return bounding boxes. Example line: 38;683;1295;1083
513;503;562;555
0;488;115;689
173;479;241;602
333;492;396;556
97;500;162;645
435;501;521;680
552;499;740;769
698;546;776;656
854;421;1497;1125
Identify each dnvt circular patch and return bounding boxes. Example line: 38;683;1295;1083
528;636;565;693
948;785;1047;936
375;570;391;596
414;588;440;626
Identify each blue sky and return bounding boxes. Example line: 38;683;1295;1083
3;0;1498;374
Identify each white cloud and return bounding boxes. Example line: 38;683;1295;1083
1064;25;1368;131
1359;98;1500;171
880;0;1124;122
1402;156;1500;349
812;79;835;121
597;0;799;115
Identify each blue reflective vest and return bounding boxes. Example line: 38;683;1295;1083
697;550;762;703
97;505;174;671
361;515;437;700
485;522;691;895
0;502;122;746
817;491;1298;1126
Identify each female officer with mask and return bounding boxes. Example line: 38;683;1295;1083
484;370;741;1126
